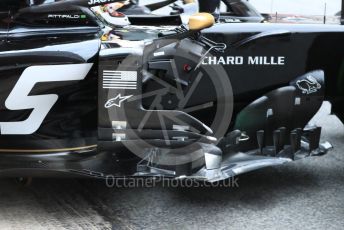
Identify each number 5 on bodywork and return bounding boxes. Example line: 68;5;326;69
0;63;93;135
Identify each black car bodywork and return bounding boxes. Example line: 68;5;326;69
0;0;343;181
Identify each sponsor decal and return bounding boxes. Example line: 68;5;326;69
223;18;242;23
103;70;137;89
88;0;116;5
202;56;286;66
48;14;87;19
153;52;165;57
105;94;133;108
296;76;321;94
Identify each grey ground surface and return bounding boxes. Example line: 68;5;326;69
0;102;343;230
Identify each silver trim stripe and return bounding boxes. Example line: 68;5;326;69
103;70;137;89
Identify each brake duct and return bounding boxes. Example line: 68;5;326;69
98;42;332;182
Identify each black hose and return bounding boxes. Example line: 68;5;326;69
198;0;220;20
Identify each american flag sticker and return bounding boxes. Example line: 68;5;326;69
103;70;137;89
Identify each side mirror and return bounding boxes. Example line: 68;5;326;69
188;13;215;31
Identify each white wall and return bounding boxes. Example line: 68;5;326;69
248;0;341;15
139;0;342;16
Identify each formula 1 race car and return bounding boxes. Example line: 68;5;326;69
0;0;343;182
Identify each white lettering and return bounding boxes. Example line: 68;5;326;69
202;56;286;66
208;57;217;65
278;56;285;65
88;0;114;5
0;64;93;135
248;56;259;65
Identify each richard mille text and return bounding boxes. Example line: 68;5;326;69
202;56;286;66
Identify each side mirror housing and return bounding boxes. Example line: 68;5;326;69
188;13;215;31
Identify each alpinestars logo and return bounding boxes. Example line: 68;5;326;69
105;94;133;109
